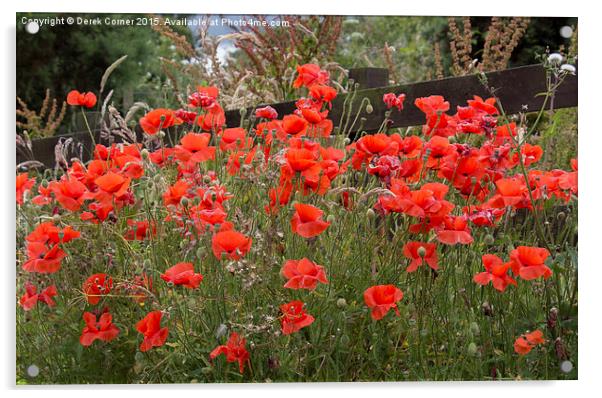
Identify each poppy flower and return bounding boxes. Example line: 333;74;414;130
281;258;328;290
255;106;278;120
162;179;191;207
67;90;97;108
436;216;474;245
363;285;404;320
79;311;120;347
83;273;113;305
509;246;552;280
383;93;406;111
49;178;89;211
309;84;337;104
94;172;130;197
212;230;252;260
280;300;315;335
219;128;253;151
125;220;157;241
514;330;545;355
402;242;438;273
290;203;330;238
176;132;216;164
136;310;169;352
473;254;517;292
293;64;330;88
22;243;66;273
282;114;308;136
160;262;203;289
16;173;35;205
209;332;250;373
19;282;57;311
140;108;182;135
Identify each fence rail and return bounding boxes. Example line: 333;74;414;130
17;64;577;169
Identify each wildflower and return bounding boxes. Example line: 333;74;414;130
22;243;66;274
293;64;330;88
139;108;182;135
255;106;278;120
473;254;517;292
209;332;250;374
16;173;35;205
211;229;252;260
383;93;406;111
19;282;57;311
175;132;216;164
280;300;315;335
547;53;563;65
290;203;331;238
281;258;328;290
402;242;438;272
514;330;545;355
560;64;576;74
79;311;120;346
363;284;404;320
83;273;113;305
436;216;474;245
160;262;203;289
67;90;97;108
125;220;157;241
509;246;552;280
136;310;169;352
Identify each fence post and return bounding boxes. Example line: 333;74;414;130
348;67;389;89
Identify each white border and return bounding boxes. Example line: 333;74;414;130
3;1;600;396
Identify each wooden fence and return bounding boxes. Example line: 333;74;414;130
17;64;577;169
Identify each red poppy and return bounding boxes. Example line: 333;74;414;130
212;230;252;260
94;171;130;197
363;285;404;320
280;300;315;335
290;203;330;238
140;108;182;135
473;254;517;292
293;64;330;88
162;179;191;207
22;243;66;274
136;310;169;352
67;90;97;108
509;246;552;280
402;242;438;272
219;128;253;151
282;114;308;136
436;216;474;245
19;282;57;311
309;84;337;104
125;220;157;241
160;262;203;289
383;93;406;111
79;311;120;347
175;132;216;164
255;105;278;120
514;330;545;355
209;332;250;373
49;178;89;211
16;173;35;205
281;258;328;290
83;273;113;305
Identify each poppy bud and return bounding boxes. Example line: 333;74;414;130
484;234;495;245
417;246;427;258
336;298;347;308
365;103;374;114
470;322;480;336
326;214;335;224
203;175;212;184
52;214;61;223
366;208;376;220
340;334;350;345
239;107;247;117
448;136;457;144
157;131;165;139
41;179;49;188
180;196;189;207
343;137;351;145
140;149;150;161
467;342;478;356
